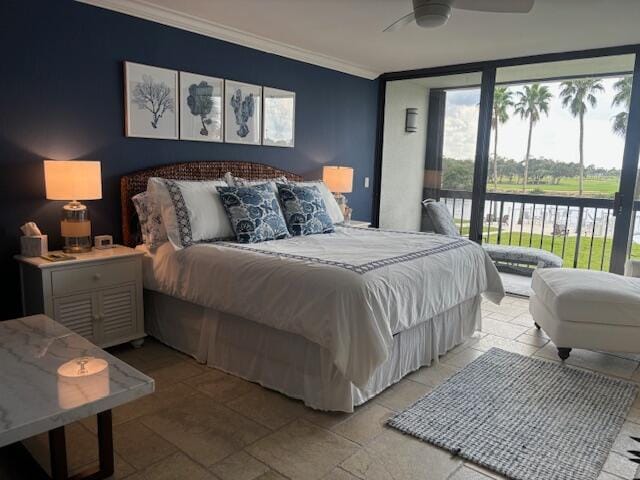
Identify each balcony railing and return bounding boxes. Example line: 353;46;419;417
437;189;640;271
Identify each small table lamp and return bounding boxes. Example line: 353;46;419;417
44;160;102;253
322;166;354;216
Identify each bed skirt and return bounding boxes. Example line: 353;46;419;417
144;290;481;412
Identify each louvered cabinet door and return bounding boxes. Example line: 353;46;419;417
98;284;137;346
52;293;98;342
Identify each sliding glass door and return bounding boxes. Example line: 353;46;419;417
484;54;637;272
376;47;640;274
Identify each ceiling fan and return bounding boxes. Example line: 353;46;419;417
384;0;535;31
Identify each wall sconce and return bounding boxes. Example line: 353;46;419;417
405;108;418;133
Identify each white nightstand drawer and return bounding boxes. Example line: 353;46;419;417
51;260;136;297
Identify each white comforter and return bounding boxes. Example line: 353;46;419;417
141;226;504;387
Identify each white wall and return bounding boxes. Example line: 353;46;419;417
379;80;428;231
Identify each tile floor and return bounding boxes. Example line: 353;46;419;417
4;295;640;480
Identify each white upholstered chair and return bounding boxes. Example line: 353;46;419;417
530;260;640;360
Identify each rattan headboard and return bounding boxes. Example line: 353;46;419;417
120;160;304;247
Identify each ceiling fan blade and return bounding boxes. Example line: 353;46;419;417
383;12;416;32
453;0;534;13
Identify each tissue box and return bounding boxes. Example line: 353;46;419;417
20;235;48;257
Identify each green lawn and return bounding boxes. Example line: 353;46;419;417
487;176;619;197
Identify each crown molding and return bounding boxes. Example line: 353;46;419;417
77;0;380;80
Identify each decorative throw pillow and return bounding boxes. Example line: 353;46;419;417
147;177;234;249
422;199;460;236
132;191;167;247
217;184;290;243
288;180;344;224
277;184;335;236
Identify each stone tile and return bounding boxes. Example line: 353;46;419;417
125;451;216;480
603;451;638;479
407;363;459;387
374;379;432;412
449;466;495;479
112;382;198;425
332;403;393;445
515;333;549;348
535;345;639;379
484;311;518;323
227;388;307;430
141;393;270;467
510;313;535;327
255;472;288;480
185;369;261;404
210;451;269;480
442;348;484;369
113;419;177;470
247;419;358;480
341;430;461;480
145;360;206;391
464;462;508;479
303;408;352;430
480;318;529;340
627;407;640;425
525;326;549;339
598;472;626;480
472;335;538;356
612;421;640;455
323;467;361;479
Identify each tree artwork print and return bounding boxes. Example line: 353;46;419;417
230;88;255;138
132;75;175;129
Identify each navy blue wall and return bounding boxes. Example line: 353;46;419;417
0;1;378;319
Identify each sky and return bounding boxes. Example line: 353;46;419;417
442;77;629;169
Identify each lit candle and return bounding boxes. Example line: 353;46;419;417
57;357;110;409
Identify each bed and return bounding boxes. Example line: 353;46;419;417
121;160;504;411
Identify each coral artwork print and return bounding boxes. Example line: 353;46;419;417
132;74;175;129
187;81;214;136
230;88;255;138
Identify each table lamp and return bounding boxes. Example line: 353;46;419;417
322;165;353;215
44;160;102;253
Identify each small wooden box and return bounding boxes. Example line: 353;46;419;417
20;235;48;257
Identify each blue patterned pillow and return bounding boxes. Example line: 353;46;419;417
277;184;335;236
217;184;290;243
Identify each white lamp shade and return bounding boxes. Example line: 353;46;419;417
322;166;353;194
44;160;102;201
57;357;110;410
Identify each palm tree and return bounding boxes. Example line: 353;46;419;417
559;78;605;195
514;84;553;192
491;87;513;190
611;75;632;137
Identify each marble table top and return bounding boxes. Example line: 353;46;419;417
0;315;154;448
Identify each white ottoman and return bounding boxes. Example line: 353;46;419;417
530;268;640;360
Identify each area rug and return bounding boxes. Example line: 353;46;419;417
388;348;638;480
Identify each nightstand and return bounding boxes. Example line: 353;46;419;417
15;246;145;348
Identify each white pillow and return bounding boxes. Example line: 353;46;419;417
131;191;167;247
289;180;344;224
147;177;233;249
227;174;288;194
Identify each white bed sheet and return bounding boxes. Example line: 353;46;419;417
139;226;503;387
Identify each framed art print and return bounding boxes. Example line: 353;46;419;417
263;87;295;148
179;71;223;142
224;80;262;145
124;62;178;140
